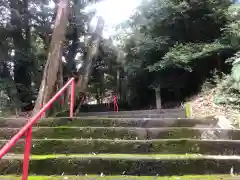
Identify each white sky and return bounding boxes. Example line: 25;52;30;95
85;0;141;38
49;0;141;37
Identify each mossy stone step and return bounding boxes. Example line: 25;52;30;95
77;109;186;119
79;108;185;116
37;117;217;128
0;127;239;140
0;117;218;128
1;175;240;180
81;113;185;118
1;154;240;175
2;139;240;155
76;108;186;118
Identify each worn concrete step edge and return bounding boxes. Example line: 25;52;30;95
79;114;186;118
0;117;218;128
1;175;239;180
1;154;240;176
78;108;186;116
39;118;218;127
0;127;238;140
2;139;240;155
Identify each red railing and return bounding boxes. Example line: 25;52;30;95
0;77;75;180
113;95;118;112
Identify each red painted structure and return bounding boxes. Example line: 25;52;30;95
113;95;118;112
0;77;75;180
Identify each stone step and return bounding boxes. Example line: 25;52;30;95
78;111;186;118
0;117;217;128
0;127;239;140
79;108;185;116
37;117;218;128
81;113;185;118
1;154;240;176
1;175;239;180
2;139;240;155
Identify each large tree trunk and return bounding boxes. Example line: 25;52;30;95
33;0;70;116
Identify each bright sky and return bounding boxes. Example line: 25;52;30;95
49;0;141;38
85;0;141;38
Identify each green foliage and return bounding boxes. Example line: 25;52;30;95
214;75;240;107
214;4;240;110
232;51;240;82
116;0;236;106
121;0;233;73
0;0;107;113
148;42;227;71
0;0;240;113
214;51;240;109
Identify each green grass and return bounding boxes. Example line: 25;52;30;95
3;153;240;161
3;153;202;160
1;175;239;180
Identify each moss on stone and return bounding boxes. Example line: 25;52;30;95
1;139;240;155
0;127;207;140
0;117;218;128
1;127;240;140
0;175;239;180
35;117;218;128
1;154;240;175
3;153;202;160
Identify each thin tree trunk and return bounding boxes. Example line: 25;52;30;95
116;69;120;98
74;17;104;114
0;62;21;114
155;85;161;109
33;0;70;116
121;73;128;102
77;17;104;93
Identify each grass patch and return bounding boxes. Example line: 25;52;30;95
3;153;202;160
1;175;239;180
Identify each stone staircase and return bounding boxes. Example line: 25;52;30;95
0;109;239;179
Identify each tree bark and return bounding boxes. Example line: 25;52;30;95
155;85;161;109
32;0;70;116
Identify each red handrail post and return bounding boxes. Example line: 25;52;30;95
116;101;119;112
70;79;75;118
0;77;75;180
113;96;118;112
22;126;32;180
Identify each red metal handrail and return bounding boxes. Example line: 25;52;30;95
0;77;75;180
113;95;118;112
